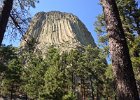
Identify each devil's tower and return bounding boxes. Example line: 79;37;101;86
20;11;96;53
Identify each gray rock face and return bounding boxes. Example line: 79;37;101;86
20;11;96;52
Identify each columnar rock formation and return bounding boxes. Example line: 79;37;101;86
20;11;96;53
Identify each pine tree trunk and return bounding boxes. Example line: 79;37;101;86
90;76;94;100
10;84;13;100
0;0;13;45
100;0;139;99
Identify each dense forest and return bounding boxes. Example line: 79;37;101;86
0;0;140;100
0;45;108;99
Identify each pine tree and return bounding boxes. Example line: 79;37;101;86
95;0;140;97
20;53;46;99
0;0;13;45
0;0;39;45
0;45;21;98
100;0;139;99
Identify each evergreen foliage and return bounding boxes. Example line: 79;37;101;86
0;45;108;99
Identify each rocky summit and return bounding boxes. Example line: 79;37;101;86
20;11;96;53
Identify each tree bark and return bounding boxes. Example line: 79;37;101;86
100;0;139;99
0;0;13;45
90;76;94;100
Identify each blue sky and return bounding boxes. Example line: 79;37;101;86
3;0;102;46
